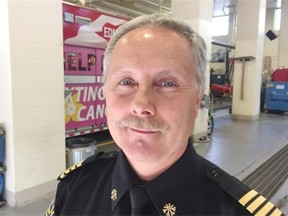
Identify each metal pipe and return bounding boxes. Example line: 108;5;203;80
212;40;235;49
158;0;165;15
234;56;256;100
90;1;145;17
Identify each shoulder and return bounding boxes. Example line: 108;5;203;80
203;159;284;216
58;150;119;181
204;160;249;199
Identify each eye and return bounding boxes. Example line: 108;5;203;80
119;79;135;86
160;80;177;87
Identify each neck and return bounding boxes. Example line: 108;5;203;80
126;145;187;181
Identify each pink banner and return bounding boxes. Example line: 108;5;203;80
64;46;96;76
63;3;127;134
64;46;106;131
65;83;97;130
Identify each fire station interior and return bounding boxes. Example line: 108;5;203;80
1;0;288;215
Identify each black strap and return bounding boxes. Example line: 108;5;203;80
129;186;150;216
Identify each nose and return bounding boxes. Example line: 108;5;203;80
130;85;156;117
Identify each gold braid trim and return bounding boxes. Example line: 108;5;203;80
239;190;284;216
58;160;84;180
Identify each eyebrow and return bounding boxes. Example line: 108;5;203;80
157;70;175;76
109;67;185;79
109;70;133;78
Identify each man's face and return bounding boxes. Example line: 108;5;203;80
105;27;202;166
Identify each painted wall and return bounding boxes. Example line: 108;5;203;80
212;8;279;73
0;0;15;205
263;8;279;72
171;0;213;141
0;0;65;206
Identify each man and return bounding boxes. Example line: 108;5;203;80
46;14;284;216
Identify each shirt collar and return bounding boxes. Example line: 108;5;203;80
111;150;138;211
146;141;201;215
111;139;200;215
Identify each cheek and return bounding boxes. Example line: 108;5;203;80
169;97;199;122
105;94;128;120
105;95;117;121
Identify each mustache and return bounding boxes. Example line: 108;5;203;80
118;115;170;134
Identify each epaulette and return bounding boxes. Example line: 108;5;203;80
58;150;118;181
206;166;284;216
45;200;55;216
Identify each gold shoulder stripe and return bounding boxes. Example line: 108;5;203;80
58;160;84;180
239;189;258;206
255;201;274;216
239;190;284;216
247;195;266;213
45;200;55;216
270;208;283;216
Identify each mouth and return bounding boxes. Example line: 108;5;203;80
128;127;158;134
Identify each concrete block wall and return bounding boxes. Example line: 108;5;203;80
0;0;65;206
171;0;213;141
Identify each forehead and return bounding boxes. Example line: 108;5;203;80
117;26;189;47
110;26;193;62
121;26;183;39
105;26;196;82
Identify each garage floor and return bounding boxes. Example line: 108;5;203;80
1;110;288;215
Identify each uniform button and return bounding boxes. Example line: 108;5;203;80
211;169;219;177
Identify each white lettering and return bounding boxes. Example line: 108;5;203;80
75;87;85;101
77;106;86;121
83;86;88;102
65;85;107;122
86;105;94;120
96;104;106;119
75;104;106;122
98;86;105;100
87;86;98;101
103;27;116;38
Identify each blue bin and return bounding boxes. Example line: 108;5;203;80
0;174;3;198
0;133;4;164
265;82;288;112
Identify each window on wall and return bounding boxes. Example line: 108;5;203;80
212;16;229;36
274;0;281;31
274;8;281;31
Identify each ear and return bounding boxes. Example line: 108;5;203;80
194;88;205;117
197;88;206;107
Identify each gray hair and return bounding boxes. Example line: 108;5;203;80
103;14;207;96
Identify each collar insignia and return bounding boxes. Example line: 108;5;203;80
163;203;176;216
111;189;118;201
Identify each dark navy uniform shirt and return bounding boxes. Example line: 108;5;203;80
49;140;284;216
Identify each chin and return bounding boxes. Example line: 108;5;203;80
122;141;156;161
